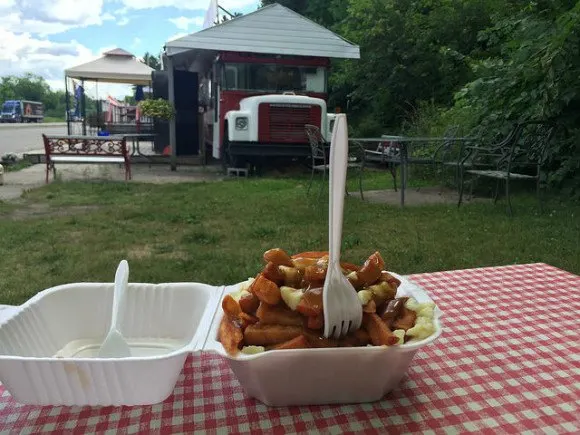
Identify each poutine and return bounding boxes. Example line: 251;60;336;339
218;248;436;356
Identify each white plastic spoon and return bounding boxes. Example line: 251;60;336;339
98;260;132;358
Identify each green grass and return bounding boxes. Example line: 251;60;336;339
44;116;65;123
4;160;33;172
0;172;578;305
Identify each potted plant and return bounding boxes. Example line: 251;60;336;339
138;98;175;121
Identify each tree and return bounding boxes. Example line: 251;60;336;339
142;52;161;70
0;74;68;118
260;0;308;15
0;73;51;103
218;10;242;23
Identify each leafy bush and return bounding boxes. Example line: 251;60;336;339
405;2;580;197
138;98;175;120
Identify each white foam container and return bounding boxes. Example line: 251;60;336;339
0;273;441;407
204;272;443;407
0;282;222;406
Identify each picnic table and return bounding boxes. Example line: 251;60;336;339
1;263;578;433
351;136;476;206
121;133;156;159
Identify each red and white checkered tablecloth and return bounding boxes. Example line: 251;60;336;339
1;263;579;434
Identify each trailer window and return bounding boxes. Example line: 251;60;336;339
221;63;327;93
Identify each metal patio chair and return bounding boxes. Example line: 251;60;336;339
457;120;557;215
305;124;365;200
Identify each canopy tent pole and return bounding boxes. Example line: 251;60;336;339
95;80;100;133
165;54;177;171
65;76;71;135
81;79;87;135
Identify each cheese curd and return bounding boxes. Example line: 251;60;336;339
404;297;436;341
280;286;304;311
357;290;373;305
241;346;265;355
393;329;406;345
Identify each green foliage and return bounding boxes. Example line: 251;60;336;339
141;52;161;70
262;0;579;197
0;73;67;119
438;1;580;195
138;98;175;120
331;0;498;131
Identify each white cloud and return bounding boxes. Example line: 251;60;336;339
0;0;132;98
168;16;204;31
0;30;131;98
1;0;106;36
120;0;257;11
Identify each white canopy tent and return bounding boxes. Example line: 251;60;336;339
65;48;155;85
64;48;155;134
162;3;361;169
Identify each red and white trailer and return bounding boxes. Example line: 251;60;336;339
162;3;360;169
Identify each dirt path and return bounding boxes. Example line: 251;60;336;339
0;163;225;201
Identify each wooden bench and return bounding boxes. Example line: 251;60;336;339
42;134;131;184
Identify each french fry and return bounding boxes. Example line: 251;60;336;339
392;307;417;331
273;334;310;350
339;329;371;347
256;302;303;326
363;299;377;313
249;273;281;305
262;261;285;285
353;328;371;346
239;292;260;314
222;294;242;319
303;330;340;348
304;264;327;287
291;251;328;259
341;262;360;273
239;312;259;329
263;248;293;266
244;323;302;346
362;313;399;346
291;256;319;271
307;314;324;330
296;287;323;317
218;316;244;356
358;252;385;287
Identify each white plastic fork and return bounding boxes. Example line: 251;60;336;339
322;114;363;339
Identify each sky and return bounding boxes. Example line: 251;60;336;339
0;0;261;99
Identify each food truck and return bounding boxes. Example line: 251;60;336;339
162;3;359;168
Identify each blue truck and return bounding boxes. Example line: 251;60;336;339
0;100;44;123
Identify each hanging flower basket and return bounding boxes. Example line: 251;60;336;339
138;98;175;121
